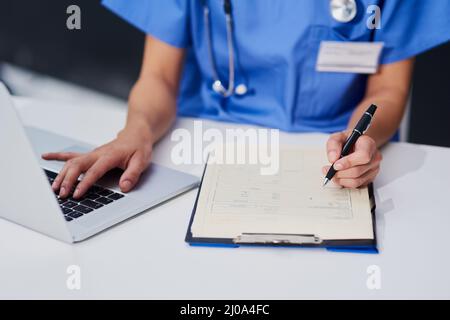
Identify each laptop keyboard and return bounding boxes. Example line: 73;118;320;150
44;169;125;222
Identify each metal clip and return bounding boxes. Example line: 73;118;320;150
234;233;322;245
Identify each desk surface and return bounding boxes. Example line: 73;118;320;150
1;97;450;299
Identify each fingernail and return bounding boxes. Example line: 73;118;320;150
73;188;80;198
59;187;66;196
121;180;132;191
334;163;343;170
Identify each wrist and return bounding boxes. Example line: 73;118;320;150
120;118;155;144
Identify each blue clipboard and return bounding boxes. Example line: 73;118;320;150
185;162;378;254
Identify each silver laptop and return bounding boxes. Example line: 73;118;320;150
0;83;199;243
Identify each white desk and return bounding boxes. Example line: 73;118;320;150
1;97;450;299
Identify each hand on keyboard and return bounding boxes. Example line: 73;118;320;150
42;126;153;199
45;170;124;222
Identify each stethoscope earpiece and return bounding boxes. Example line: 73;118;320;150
212;80;226;95
212;80;248;97
234;84;248;96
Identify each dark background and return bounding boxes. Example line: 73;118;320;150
1;0;449;147
0;0;144;98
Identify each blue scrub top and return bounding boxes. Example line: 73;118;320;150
103;0;450;133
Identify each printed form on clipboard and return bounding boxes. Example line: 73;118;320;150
186;147;378;253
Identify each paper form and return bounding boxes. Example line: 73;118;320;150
191;147;374;241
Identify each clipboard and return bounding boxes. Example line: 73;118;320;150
185;161;378;254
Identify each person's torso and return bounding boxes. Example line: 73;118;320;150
178;0;379;132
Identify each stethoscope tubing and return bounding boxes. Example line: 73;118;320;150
204;3;236;97
203;0;358;97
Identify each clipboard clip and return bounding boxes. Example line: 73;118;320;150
234;233;322;245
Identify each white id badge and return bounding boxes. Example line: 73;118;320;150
316;41;384;74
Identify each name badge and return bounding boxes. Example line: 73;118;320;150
316;41;384;74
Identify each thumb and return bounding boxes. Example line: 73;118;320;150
119;152;149;192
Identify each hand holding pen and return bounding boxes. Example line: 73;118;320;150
323;104;382;188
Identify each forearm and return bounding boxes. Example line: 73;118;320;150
124;74;178;144
348;58;415;147
348;87;409;147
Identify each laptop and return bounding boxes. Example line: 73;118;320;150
0;83;199;243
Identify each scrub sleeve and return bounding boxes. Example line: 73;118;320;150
102;0;190;49
376;0;450;64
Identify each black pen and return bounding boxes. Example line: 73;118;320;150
323;104;378;187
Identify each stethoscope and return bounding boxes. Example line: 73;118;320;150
203;0;358;98
203;0;247;97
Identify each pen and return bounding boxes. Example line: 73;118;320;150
323;104;378;187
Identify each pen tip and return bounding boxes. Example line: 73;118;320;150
322;178;330;187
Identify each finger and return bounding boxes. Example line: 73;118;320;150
42;152;82;161
335;155;381;179
52;165;69;191
46;153;83;191
359;167;380;187
322;166;331;175
334;167;380;189
333;136;376;170
119;152;149;192
335;163;373;179
52;155;89;191
73;157;119;199
59;159;90;198
326;131;348;163
323;151;381;179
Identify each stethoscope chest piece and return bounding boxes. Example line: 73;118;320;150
330;0;357;23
